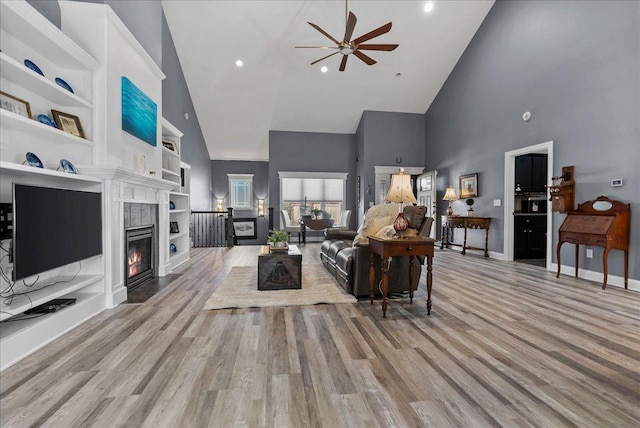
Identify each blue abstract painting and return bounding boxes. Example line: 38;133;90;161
121;76;157;146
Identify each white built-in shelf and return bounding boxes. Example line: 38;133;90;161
162;146;179;158
1;1;100;72
0;274;104;322
0;161;102;183
169;191;189;197
170;209;188;214
0;110;94;146
162;168;180;178
0;53;94;108
0;291;103;338
170;249;189;262
169;231;189;241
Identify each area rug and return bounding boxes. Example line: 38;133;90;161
203;264;356;310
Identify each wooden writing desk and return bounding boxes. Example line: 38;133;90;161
368;236;435;318
441;216;491;257
557;196;630;289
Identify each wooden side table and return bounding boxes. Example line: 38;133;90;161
368;236;435;318
440;215;491;257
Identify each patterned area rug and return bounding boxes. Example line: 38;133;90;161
203;264;356;310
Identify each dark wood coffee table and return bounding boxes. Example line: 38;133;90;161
257;245;302;290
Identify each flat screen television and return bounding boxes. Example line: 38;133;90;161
12;184;102;281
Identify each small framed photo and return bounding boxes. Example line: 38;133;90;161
162;140;178;154
51;109;85;138
459;173;478;198
233;217;257;240
170;221;180;234
0;91;32;118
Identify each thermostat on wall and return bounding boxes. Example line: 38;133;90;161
611;179;623;187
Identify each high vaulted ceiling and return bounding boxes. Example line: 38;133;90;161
162;1;494;161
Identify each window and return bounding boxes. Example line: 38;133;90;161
228;174;253;209
279;171;347;222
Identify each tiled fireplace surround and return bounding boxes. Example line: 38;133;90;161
124;203;160;287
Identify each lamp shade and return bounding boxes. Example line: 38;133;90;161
443;186;458;201
386;168;417;204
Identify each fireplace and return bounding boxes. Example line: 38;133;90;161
125;226;155;289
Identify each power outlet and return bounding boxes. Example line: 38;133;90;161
493;199;501;207
586;248;593;258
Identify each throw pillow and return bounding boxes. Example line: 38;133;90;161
353;203;400;246
404;205;427;230
375;225;396;239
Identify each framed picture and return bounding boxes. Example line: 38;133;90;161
51;110;85;138
170;221;180;234
162;140;178;154
0;91;32;118
459;173;478;198
233;217;257;240
121;76;157;146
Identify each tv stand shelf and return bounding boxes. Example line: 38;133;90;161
0;274;103;321
0;290;104;370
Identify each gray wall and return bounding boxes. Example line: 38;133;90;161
162;12;212;211
425;0;639;281
268;130;357;234
357;111;426;214
211;160;269;244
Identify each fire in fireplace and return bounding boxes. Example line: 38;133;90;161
125;226;154;289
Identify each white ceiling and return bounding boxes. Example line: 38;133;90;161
162;1;494;161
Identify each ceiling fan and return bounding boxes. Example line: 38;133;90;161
295;0;398;72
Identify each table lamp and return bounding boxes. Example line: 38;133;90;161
443;186;458;215
385;168;417;237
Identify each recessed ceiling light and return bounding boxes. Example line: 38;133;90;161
320;66;328;73
424;2;435;13
235;59;244;67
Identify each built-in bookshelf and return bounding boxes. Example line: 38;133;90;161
0;0;103;370
162;119;191;270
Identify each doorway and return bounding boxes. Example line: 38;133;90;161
417;170;437;239
503;141;554;270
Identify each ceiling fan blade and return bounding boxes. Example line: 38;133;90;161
356;43;399;51
352;22;392;45
339;55;348;72
295;46;339;49
308;22;340;45
311;51;340;65
343;11;357;42
353;50;377;66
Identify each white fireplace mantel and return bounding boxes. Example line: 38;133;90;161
77;165;174;307
78;166;176;190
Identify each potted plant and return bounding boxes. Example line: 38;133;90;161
465;198;475;216
311;208;323;219
267;229;289;251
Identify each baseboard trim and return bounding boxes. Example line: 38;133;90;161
551;263;639;292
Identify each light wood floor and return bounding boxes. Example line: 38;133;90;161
1;245;639;427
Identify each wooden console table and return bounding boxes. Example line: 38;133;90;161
440;216;491;257
557;196;630;289
368;236;435;318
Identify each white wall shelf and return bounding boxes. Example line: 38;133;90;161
0;110;94;146
169;231;189;241
1;161;102;183
0;274;103;322
1;53;94;109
